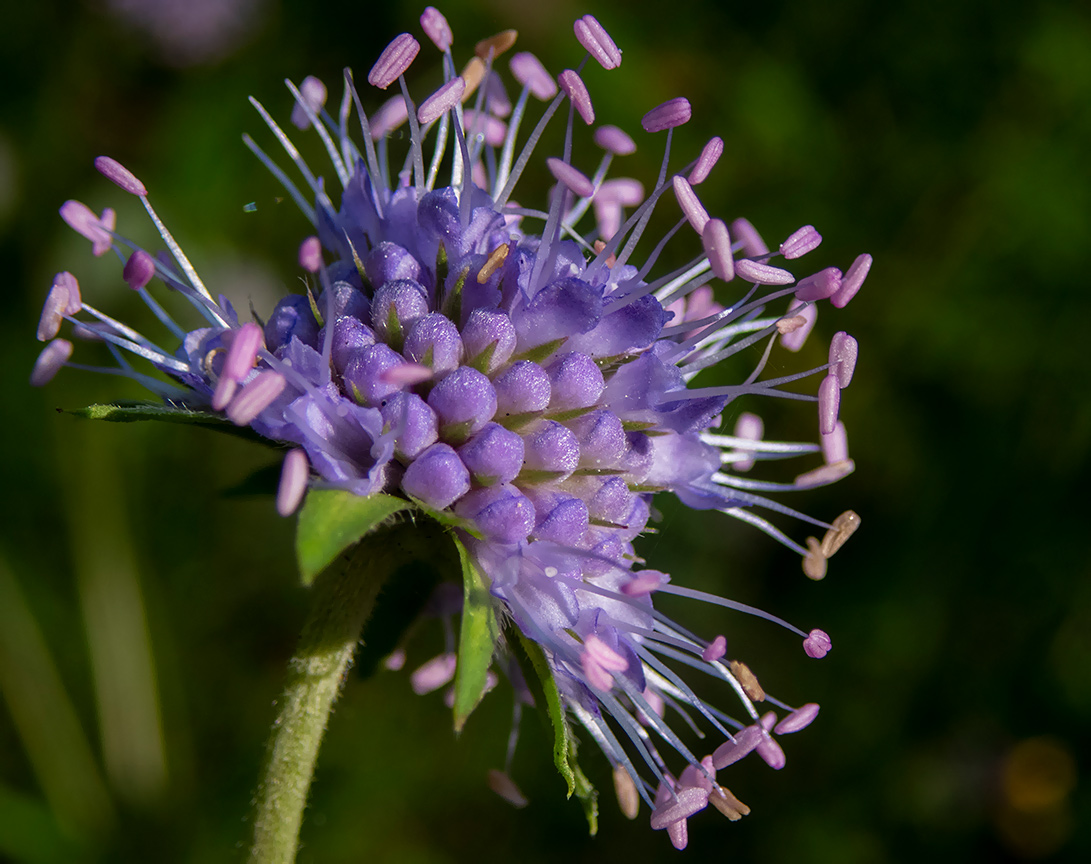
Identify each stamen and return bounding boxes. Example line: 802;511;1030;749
641;97;691;133
795;266;842;301
614;764;640;819
671;176;709;234
701;635;727;662
818;373;840;435
820;420;849;464
30;339;73;386
509;52;558;100
558;69;595;125
299;236;323;273
276;448;310;517
829;331;858;388
780;225;822;259
831;253;872;308
368;33;421;89
420;6;453;52
418;77;466;124
477;243;509;283
774;703;820;735
460;56;487;100
803;629;832;659
709;785;750;820
594;124;636;155
779;300;816;351
289;76;327;130
226;370;287;425
475;30;518;59
728;660;765;702
122;249;156;290
37;281;70;341
730;217;769;257
574;14;622;70
735;259;795;285
699;218;735;282
547;157;594;198
94;155;147;196
59;200;113;256
820;510;860;557
687;137;723;185
487;769;529;808
802;537;827;580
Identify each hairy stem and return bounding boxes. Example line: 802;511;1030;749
248;521;419;864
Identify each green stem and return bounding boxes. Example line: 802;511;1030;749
248;534;393;864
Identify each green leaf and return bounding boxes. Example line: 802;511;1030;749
513;629;599;834
67;401;274;446
295;490;412;585
569;749;599;836
451;535;500;733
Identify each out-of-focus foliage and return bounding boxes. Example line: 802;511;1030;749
1;0;1088;861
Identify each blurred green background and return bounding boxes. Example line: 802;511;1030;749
1;0;1088;861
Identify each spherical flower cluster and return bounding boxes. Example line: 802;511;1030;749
33;8;869;848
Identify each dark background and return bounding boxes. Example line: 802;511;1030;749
1;0;1088;861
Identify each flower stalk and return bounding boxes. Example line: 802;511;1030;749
249;520;419;864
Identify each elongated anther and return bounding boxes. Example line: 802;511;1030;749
38;281;71;341
227;370;287;425
59;200;113;256
818;373;840;436
369;95;409;139
775;703;820;735
735;259;795;285
122;249;156;290
729;660;765;702
641;97;691;133
421;6;453;51
509;52;557;100
547;158;595;198
30;339;73;386
701;218;735;282
596;177;644;205
299;236;323;273
829;331;858;388
730;217;768;257
477;243;510;283
487;770;529;808
672;175;709;234
803;537;827;580
701;634;726;662
558;69;594;125
780;300;816;351
780;225;822;259
574;14;622;69
794;460;854;489
94;155;147;196
418;77;466;124
614;765;640;820
276;448;309;517
290;76;328;130
831;253;872;308
368;33;420;89
821;420;849;465
475;29;518;59
57;272;82;315
776;315;806;335
821;510;861;557
709;786;750;820
593;124;636;155
688;136;723;185
795;266;842;301
460;56;487;100
223;322;264;383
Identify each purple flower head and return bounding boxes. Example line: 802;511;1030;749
39;10;868;847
